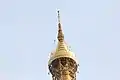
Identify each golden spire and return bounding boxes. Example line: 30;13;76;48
48;10;77;65
48;11;78;80
57;10;64;42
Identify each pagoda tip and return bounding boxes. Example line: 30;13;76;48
57;10;60;23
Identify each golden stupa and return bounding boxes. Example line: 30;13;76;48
48;11;78;80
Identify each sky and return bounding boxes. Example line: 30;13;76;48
0;0;120;80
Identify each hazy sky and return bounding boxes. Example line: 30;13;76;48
0;0;120;80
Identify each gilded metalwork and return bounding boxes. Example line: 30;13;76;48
48;11;78;80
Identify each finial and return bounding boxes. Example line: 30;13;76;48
57;10;64;42
57;10;60;23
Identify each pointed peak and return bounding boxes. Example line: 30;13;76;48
57;10;64;42
57;10;62;30
57;10;60;23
